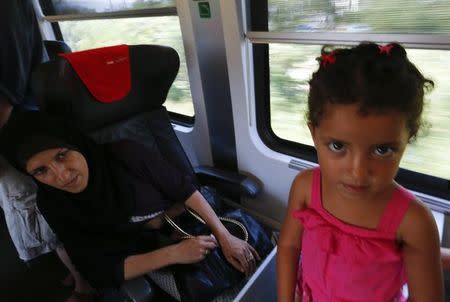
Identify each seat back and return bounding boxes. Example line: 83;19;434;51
31;44;195;178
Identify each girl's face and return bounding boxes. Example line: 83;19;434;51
309;103;410;202
26;148;89;193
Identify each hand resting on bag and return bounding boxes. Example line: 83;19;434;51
175;235;218;264
217;232;261;277
184;191;262;277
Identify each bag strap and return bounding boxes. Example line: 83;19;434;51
163;213;195;239
217;216;249;242
162;208;249;242
186;207;249;242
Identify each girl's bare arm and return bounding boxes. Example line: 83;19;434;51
277;170;311;302
400;200;444;302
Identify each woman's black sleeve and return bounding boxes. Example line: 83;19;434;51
37;193;127;289
63;237;127;289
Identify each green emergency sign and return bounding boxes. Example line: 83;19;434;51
198;2;211;19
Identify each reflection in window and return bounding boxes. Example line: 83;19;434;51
42;0;176;15
59;16;194;117
269;44;450;180
268;0;450;34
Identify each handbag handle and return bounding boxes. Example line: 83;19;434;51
163;208;249;242
163;213;195;239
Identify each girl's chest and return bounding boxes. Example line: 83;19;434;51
321;194;389;230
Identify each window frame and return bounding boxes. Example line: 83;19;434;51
249;0;450;201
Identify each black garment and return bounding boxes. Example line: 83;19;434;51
108;140;197;218
0;0;44;109
0;110;197;288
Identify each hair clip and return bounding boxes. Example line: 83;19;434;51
321;52;336;66
378;44;394;55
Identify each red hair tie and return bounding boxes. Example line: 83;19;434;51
321;52;336;66
378;44;394;55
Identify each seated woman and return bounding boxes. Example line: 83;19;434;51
0;110;260;291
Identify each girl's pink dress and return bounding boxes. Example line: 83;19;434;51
293;168;412;302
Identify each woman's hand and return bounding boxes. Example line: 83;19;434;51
125;236;216;279
174;235;217;264
217;233;261;277
183;191;260;276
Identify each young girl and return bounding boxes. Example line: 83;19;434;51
277;42;444;301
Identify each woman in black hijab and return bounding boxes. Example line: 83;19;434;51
0;110;259;289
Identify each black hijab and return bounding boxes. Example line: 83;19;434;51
0;110;134;232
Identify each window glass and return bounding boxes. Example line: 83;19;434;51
268;0;450;34
270;43;450;180
41;0;175;15
59;16;194;117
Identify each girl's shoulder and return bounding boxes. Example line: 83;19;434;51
292;168;315;186
397;191;439;245
290;168;315;209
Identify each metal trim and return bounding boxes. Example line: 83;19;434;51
414;191;450;214
288;159;316;171
246;31;450;50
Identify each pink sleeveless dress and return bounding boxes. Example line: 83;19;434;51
293;168;413;302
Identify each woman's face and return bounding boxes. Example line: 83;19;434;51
26;148;89;193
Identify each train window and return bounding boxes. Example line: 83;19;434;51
267;0;450;34
38;0;194;119
250;1;450;199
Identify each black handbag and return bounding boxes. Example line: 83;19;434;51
163;207;274;302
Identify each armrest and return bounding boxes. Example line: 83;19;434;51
194;165;262;198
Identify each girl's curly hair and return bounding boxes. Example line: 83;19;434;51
307;42;434;140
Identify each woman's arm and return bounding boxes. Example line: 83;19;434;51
124;235;217;280
184;190;260;277
185;191;229;240
116;142;260;276
277;171;309;302
400;200;444;302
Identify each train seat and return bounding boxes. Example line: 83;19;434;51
31;44;262;302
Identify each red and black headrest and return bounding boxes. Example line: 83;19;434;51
32;44;180;132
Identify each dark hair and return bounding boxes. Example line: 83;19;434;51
307;42;434;140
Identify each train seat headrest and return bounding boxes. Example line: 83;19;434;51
31;44;180;132
59;44;131;103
